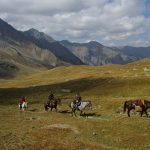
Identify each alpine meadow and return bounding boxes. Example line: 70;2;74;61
0;0;150;150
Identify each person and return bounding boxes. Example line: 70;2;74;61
48;92;54;105
19;97;26;109
74;93;82;106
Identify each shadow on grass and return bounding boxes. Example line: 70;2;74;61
1;76;148;105
58;109;71;114
27;108;38;112
81;112;101;118
0;77;114;105
58;110;102;118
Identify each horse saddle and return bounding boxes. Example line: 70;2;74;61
77;102;81;106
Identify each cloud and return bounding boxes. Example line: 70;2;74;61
0;0;150;46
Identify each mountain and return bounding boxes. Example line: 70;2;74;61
60;40;137;65
23;28;55;43
1;18;150;78
0;61;18;78
24;29;83;65
0;19;82;78
117;46;150;58
0;18;28;43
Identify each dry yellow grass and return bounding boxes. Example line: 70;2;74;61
0;58;150;150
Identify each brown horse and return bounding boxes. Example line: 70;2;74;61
44;99;61;112
124;99;150;117
140;100;150;117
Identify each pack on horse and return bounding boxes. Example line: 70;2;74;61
44;99;61;112
123;99;150;117
70;101;92;116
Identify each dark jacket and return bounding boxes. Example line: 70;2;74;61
48;94;54;101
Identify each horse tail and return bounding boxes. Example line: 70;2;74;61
89;101;92;110
124;101;127;113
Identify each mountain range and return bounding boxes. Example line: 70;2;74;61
60;40;137;65
0;18;150;78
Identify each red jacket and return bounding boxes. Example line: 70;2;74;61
19;97;26;104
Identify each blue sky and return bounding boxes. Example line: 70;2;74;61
144;0;150;17
0;0;150;47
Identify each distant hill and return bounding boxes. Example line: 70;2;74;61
60;40;137;65
1;58;150;88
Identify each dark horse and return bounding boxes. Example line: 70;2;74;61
44;99;61;112
124;99;150;117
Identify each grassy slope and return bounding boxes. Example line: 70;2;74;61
0;58;150;150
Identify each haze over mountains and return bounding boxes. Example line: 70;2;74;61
0;18;150;78
60;40;136;65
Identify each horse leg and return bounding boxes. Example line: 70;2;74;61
145;109;148;117
46;107;48;112
141;109;144;117
80;110;83;116
71;109;73;116
45;106;48;111
55;106;57;112
74;110;76;117
73;109;76;117
19;104;22;110
127;108;131;117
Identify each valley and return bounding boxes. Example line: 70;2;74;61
0;59;150;150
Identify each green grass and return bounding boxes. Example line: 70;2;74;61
0;59;150;150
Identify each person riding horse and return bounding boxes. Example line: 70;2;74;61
19;97;26;109
48;92;54;105
73;93;82;108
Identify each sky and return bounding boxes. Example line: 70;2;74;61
0;0;150;47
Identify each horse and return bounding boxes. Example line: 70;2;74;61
70;101;92;116
123;99;150;117
44;99;61;112
19;102;28;111
140;100;150;117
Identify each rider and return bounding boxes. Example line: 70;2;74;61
19;97;26;109
74;93;82;106
48;92;54;105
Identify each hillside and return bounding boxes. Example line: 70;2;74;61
24;29;84;65
1;58;150;88
0;39;67;78
0;19;84;78
0;59;150;150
